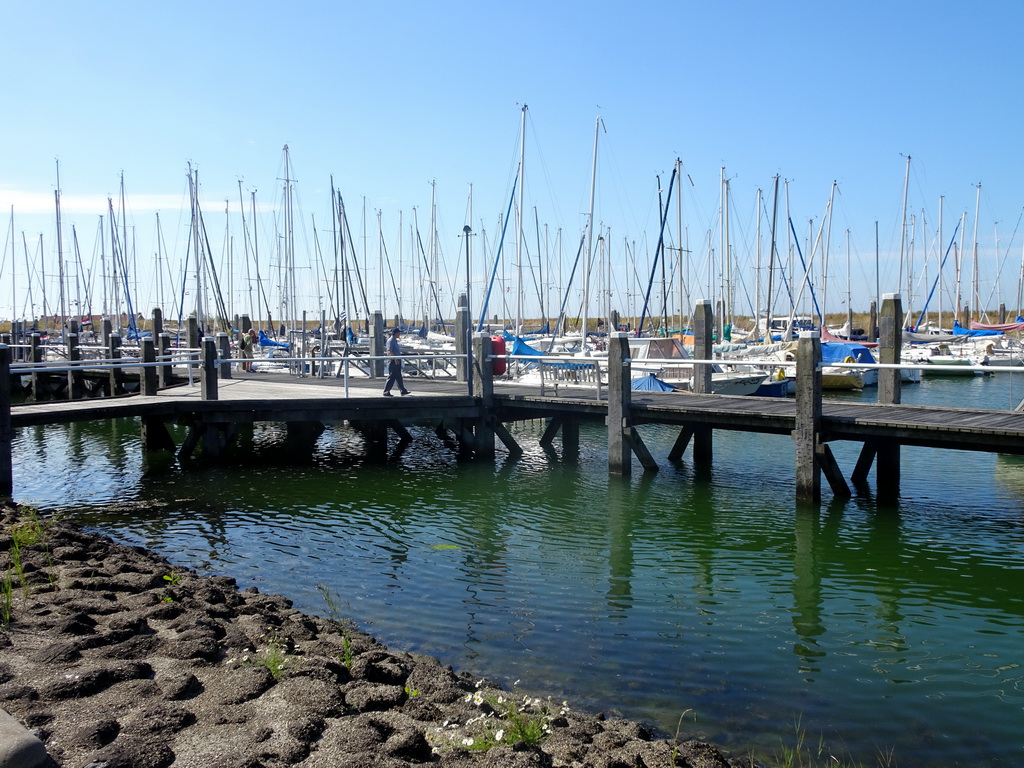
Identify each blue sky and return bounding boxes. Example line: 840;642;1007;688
2;1;1023;326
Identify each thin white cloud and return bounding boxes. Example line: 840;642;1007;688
0;189;187;216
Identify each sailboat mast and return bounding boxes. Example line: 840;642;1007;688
676;160;684;332
605;227;612;329
515;106;526;336
98;215;107;318
721;169;732;330
155;213;164;316
39;233;49;324
377;209;385;321
754;187;762;337
432;182;440;329
71;225;83;326
22;232;34;322
9;207;15;325
534;206;545;325
765;175;779;339
329;179;339;328
120;173;130;332
898;155;911;296
283;145;296;331
971;182;981;323
937;196;943;330
237;181;253;323
583;115;601;342
108;201;121;332
845;228;852;337
55;161;67;333
823;181;836;328
465;183;473;324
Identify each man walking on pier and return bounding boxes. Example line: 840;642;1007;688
383;327;410;397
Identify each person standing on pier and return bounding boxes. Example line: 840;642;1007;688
238;328;258;372
383;327;410;396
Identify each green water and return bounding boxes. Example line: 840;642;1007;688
10;374;1024;767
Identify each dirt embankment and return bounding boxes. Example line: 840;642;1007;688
0;505;757;768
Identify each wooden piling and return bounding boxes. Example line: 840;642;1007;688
691;299;713;463
607;332;656;476
877;293;902;407
217;333;231;379
794;331;850;502
0;345;12;500
67;333;82;400
108;335;124;396
472;332;520;458
158;333;171;388
607;332;631;475
142;338;158;396
29;334;42;402
795;332;823;501
456;298;469;384
187;316;200;350
370;311;385;378
200;337;218;401
472;333;496;459
876;293;903;500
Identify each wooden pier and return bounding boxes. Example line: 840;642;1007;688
3;295;1023;505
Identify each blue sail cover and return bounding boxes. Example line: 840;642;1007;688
631;373;680;392
510;337;545;356
258;330;290;348
952;322;1003;338
821;342;876;364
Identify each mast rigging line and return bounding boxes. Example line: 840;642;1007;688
413;220;447;330
107;201;139;339
914;217;964;331
548;231;588;345
477;170;519;332
786;215;825;327
983;206;1024;311
636;165;678;335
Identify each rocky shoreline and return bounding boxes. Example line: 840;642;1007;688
0;504;759;768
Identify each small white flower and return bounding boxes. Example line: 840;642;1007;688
494;729;505;741
462;737;475;747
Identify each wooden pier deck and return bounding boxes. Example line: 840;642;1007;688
4;293;1024;504
11;370;1024;456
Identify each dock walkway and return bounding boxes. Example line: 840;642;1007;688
10;368;1024;456
4;294;1024;503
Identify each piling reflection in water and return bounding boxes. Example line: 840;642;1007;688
10;382;1024;767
